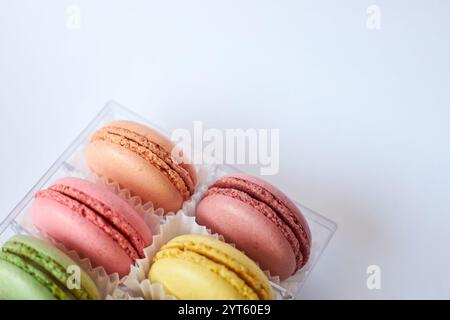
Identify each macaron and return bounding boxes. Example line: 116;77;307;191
149;234;274;300
195;174;312;280
85;120;197;213
31;177;152;277
0;235;100;300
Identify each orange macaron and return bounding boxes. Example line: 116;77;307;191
86;120;197;213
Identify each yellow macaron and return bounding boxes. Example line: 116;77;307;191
149;234;274;300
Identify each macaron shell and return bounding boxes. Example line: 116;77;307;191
31;197;133;276
54;177;152;247
150;256;251;300
196;194;297;279
0;259;56;300
86;139;184;212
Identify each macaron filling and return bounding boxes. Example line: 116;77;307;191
155;241;272;300
204;177;311;271
36;185;146;261
0;244;76;300
91;126;195;200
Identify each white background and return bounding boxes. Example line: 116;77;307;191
1;0;449;299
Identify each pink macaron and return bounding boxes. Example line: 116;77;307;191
31;177;152;277
195;174;312;280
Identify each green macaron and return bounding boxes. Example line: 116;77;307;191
0;235;101;300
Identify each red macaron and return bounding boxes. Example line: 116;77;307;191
196;174;311;280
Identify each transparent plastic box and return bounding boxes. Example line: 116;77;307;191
0;100;337;299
